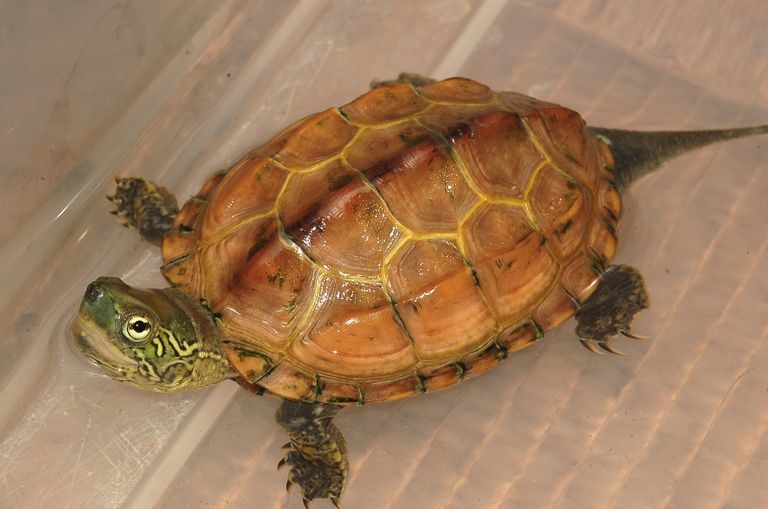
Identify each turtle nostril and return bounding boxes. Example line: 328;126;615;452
84;282;103;303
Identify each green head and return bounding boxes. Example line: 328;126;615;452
70;277;233;392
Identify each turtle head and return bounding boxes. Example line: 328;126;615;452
70;277;233;392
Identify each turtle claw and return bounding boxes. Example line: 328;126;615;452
621;329;648;341
286;479;294;493
303;498;311;509
281;442;292;450
331;496;341;508
580;339;604;354
598;342;625;355
277;457;287;470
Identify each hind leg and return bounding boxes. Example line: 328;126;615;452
370;72;437;89
575;265;650;354
276;399;348;507
108;177;178;246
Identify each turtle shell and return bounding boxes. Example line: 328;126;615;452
161;78;620;404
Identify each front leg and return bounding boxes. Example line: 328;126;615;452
275;399;348;508
575;264;650;354
108;177;178;246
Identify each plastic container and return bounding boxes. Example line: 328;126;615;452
1;1;767;507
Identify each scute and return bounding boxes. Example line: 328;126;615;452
371;138;477;233
288;178;403;277
386;239;498;361
162;77;619;404
289;276;418;378
452;111;543;199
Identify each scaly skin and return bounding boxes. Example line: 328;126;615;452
71;277;232;392
109;177;179;246
276;400;348;507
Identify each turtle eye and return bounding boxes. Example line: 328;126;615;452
123;315;152;342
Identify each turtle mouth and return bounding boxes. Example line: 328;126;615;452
69;315;133;380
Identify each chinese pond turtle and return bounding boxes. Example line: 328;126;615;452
70;74;768;506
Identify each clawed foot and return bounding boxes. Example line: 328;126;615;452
106;177;178;246
278;443;345;508
579;329;647;355
575;265;650;355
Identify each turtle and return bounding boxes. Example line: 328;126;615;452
69;74;768;507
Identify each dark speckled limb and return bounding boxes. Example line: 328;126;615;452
575;265;650;354
370;72;437;89
276;399;348;508
108;177;178;246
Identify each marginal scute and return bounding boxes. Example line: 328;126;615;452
497;91;558;116
257;362;315;401
532;285;578;331
372;138;477;233
598;177;621;222
363;377;421;403
417;102;503;132
588;220;618;265
161;228;200;293
194;170;228;200
561;255;600;303
160;251;199;295
387;239;497;361
418;77;493;102
340;83;428;124
530;166;578;227
174;199;205;231
162;230;198;266
498;322;539;353
313;378;363;404
452;111;543;199
420;363;466;392
224;343;277;384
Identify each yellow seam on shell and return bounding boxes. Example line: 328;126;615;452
267;156;291;171
198;161;299;251
277;223;382;284
204;90;573;393
284;269;325;352
434;134;502;329
520;117;556;232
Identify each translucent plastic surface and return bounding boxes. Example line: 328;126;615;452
1;1;767;508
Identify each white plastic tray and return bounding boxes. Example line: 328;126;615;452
1;1;767;508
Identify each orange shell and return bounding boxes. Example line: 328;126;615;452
161;78;619;404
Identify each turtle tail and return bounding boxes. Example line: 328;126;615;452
588;124;768;189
